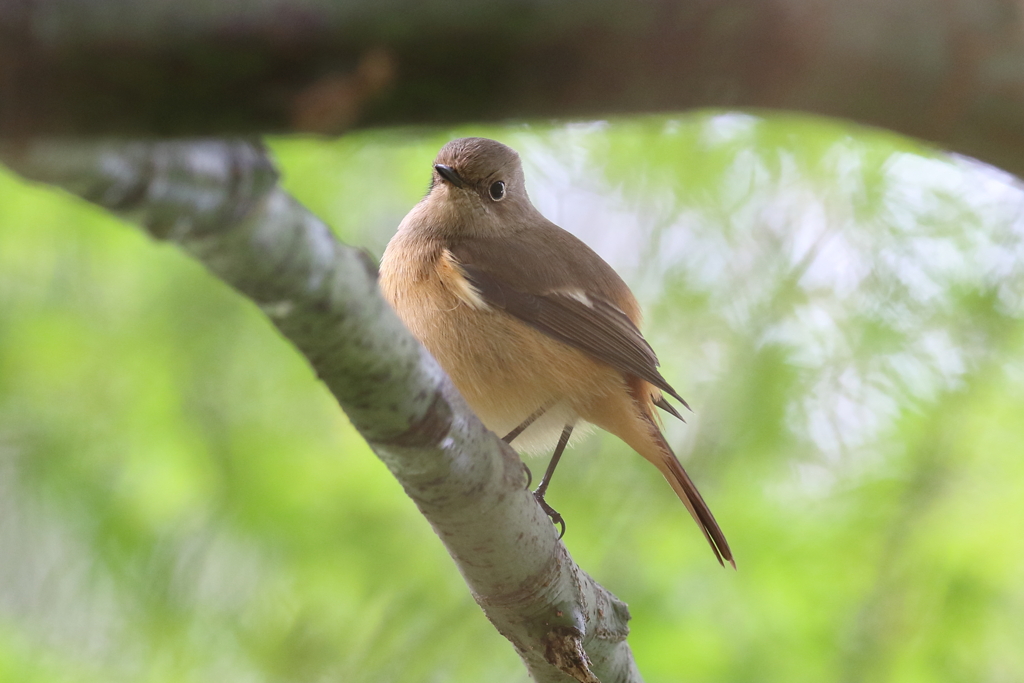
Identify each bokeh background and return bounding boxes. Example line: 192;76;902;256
2;114;1024;682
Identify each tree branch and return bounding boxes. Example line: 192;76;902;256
3;0;1024;178
0;139;641;683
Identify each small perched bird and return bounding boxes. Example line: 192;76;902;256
379;137;733;567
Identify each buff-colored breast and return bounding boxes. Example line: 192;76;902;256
379;236;627;453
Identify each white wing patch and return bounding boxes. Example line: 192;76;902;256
555;289;594;307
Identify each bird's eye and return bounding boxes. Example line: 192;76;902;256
488;180;506;201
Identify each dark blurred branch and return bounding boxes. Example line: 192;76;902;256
0;139;639;683
3;0;1024;177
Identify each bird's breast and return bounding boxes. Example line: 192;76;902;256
379;241;624;452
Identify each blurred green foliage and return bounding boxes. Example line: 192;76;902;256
2;115;1024;682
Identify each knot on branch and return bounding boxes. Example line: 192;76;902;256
543;626;600;683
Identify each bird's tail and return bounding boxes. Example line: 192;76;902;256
637;413;734;568
583;384;734;567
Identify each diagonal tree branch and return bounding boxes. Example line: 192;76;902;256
0;139;641;683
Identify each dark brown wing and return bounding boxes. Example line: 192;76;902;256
452;237;689;410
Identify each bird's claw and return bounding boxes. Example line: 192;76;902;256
533;492;565;539
522;462;533;490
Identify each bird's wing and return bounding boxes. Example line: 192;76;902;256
449;242;689;410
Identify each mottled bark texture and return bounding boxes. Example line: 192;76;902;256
0;140;641;683
2;0;1024;178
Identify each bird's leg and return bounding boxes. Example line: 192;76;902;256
502;404;549;444
534;424;573;539
503;404;550;489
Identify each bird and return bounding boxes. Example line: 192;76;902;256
378;137;733;567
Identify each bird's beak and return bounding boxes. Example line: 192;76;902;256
434;164;466;189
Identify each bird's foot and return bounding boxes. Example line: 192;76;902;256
533;492;565;539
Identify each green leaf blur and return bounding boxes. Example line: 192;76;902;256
2;115;1023;682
